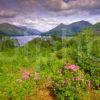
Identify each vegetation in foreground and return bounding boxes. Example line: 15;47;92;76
0;29;100;100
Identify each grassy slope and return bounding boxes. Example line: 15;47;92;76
0;29;100;99
0;23;24;36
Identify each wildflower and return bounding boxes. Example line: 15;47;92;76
73;77;81;81
64;65;79;71
22;72;30;80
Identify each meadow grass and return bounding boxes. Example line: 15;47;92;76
0;30;100;100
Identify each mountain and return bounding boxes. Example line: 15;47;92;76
44;20;92;36
92;22;100;35
0;23;42;36
20;26;42;35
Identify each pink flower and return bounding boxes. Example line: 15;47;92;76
22;72;30;80
64;65;79;71
73;77;81;81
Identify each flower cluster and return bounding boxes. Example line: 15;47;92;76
63;65;82;82
73;77;81;81
64;65;79;71
22;72;30;80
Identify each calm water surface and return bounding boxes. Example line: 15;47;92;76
11;35;40;46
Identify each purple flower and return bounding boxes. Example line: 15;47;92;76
22;72;30;80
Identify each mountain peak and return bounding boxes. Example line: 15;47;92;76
78;20;89;22
0;23;13;27
53;23;67;30
80;20;92;24
46;20;92;36
0;23;42;36
59;23;66;26
70;20;92;25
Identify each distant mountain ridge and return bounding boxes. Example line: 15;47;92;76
92;22;100;35
44;20;92;36
0;23;42;36
0;21;100;36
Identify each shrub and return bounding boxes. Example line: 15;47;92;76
51;65;87;100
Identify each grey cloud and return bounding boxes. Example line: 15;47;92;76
34;0;100;15
0;0;100;19
0;10;17;18
43;0;100;10
20;0;100;16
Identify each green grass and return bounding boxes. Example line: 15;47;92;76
0;29;100;99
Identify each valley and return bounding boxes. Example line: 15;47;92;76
0;21;100;100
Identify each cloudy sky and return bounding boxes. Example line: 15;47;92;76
0;0;100;31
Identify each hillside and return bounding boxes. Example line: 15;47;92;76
44;20;92;36
0;23;42;36
92;22;100;35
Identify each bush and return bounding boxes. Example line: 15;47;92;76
51;64;88;100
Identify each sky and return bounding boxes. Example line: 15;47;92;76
0;0;100;32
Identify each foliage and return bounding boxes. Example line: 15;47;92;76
51;65;87;100
0;28;100;99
